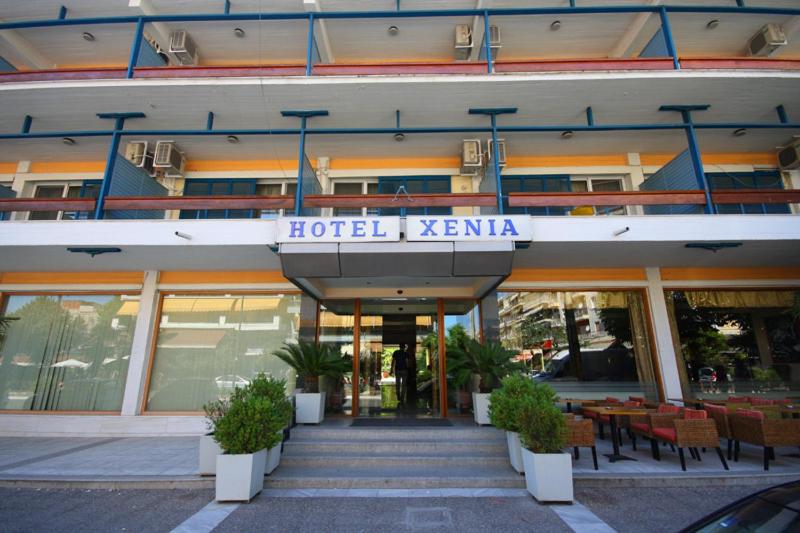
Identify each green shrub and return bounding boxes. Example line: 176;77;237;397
489;374;536;433
212;394;284;455
517;382;566;454
243;373;293;430
447;339;524;392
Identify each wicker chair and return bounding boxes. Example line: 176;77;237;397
704;403;736;460
730;408;800;471
629;404;682;458
650;408;729;471
565;417;598;470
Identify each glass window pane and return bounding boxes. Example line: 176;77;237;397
333;182;365;216
145;293;301;411
666;289;800;401
256;184;282;219
571;181;589;192
0;294;139;411
319;300;355;415
29;186;63;220
444;300;480;414
497;291;658;402
591;179;622;192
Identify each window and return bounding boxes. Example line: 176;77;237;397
501;175;571;216
497;291;659;401
179;179;257;219
331;180;378;217
571;177;626;215
255;182;297;219
0;294;139;411
377;176;451;216
145;293;301;411
707;171;790;215
28;182;100;221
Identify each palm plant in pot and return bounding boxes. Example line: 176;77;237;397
489;374;536;474
518;382;572;503
273;340;350;424
448;338;522;425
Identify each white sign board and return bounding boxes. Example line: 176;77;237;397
406;215;532;242
277;217;401;243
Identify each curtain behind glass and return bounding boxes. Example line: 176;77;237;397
0;294;138;411
146;294;300;411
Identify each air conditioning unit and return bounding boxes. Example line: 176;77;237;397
777;142;800;170
169;30;199;66
747;23;787;57
153;141;186;178
485;138;507;168
124;141;156;176
461;140;483;176
454;24;473;60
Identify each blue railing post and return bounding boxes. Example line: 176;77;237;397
224;0;231;15
93;112;146;220
294;116;308;216
126;17;145;79
21;115;33;134
659;7;680;70
58;6;68;20
306;14;315;77
206;111;215;130
483;10;493;74
469;108;517;214
777;105;789;124
586;106;594;127
660;105;713;214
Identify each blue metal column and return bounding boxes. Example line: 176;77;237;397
93;112;146;220
469;107;518;214
305;14;315;77
281;110;329;216
659;7;680;70
660;105;713;214
126;17;145;79
483;11;493;74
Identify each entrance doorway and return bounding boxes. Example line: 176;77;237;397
317;298;483;418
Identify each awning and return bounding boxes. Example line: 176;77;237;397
157;329;227;349
116;301;140;316
162;298;238;313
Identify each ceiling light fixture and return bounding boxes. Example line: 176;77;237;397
733;128;747;137
561;130;574;139
61;137;76;145
393;133;406;142
82;32;95;41
550;20;562;31
233;27;246;38
706;19;720;30
226;135;240;144
388;25;399;36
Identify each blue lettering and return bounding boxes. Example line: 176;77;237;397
352;220;366;237
420;219;437;236
488;219;496;236
372;220;387;238
289;220;305;238
464;219;481;236
331;220;345;237
500;219;519;236
311;221;325;237
444;219;457;236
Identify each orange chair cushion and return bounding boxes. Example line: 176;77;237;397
728;396;748;403
630;422;649;434
629;396;646;403
623;400;642;407
736;408;765;420
657;404;681;414
652;427;677;443
704;403;726;415
684;409;707;420
750;397;772;406
605;397;621;403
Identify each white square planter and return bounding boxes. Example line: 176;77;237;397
265;431;283;475
473;393;491;426
295;392;326;424
199;434;222;476
521;448;573;503
506;431;524;474
216;448;267;502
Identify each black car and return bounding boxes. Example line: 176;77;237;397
680;480;800;532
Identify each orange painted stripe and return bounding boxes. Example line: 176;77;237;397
0;163;17;173
186;160;300;172
159;271;290;284
507;155;628;167
660;267;800;281
29;161;106;173
329;157;459;170
506;268;647;283
640;153;775;167
0;272;144;284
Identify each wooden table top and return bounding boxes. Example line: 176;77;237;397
667;397;726;405
581;406;650;417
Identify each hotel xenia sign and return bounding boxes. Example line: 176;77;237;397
276;216;533;243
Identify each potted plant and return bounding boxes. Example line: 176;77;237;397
518;382;572;503
448;339;522;425
273;341;350;424
210;391;277;502
199;397;228;476
245;374;293;474
489;374;536;474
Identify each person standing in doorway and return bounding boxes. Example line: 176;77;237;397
391;343;410;405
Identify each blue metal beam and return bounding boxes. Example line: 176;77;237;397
777;105;789;124
281;110;330;118
658;7;680;70
126;17;145;79
305;14;315;77
483;11;493;74
93;113;146;220
468;108;517;214
21;115;32;134
586;107;594;127
660;105;713;214
58;6;68;20
281;110;329;215
396;110;401;129
207;112;215;130
224;0;231;14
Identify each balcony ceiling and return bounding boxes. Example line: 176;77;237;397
0;72;798;163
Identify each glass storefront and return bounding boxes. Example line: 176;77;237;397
318;300;355;415
444;300;481;415
497;290;658;401
666;289;800;400
0;294;139;411
145;293;300;411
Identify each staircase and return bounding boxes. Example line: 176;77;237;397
266;425;525;489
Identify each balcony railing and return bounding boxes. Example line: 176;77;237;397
0;4;799;83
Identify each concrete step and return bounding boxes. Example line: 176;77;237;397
288;427;505;441
282;440;508;455
280;454;511;468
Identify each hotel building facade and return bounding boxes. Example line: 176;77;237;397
0;0;799;436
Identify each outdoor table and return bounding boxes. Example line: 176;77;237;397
582;406;648;463
781;406;800;419
667;397;725;409
560;398;600;413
